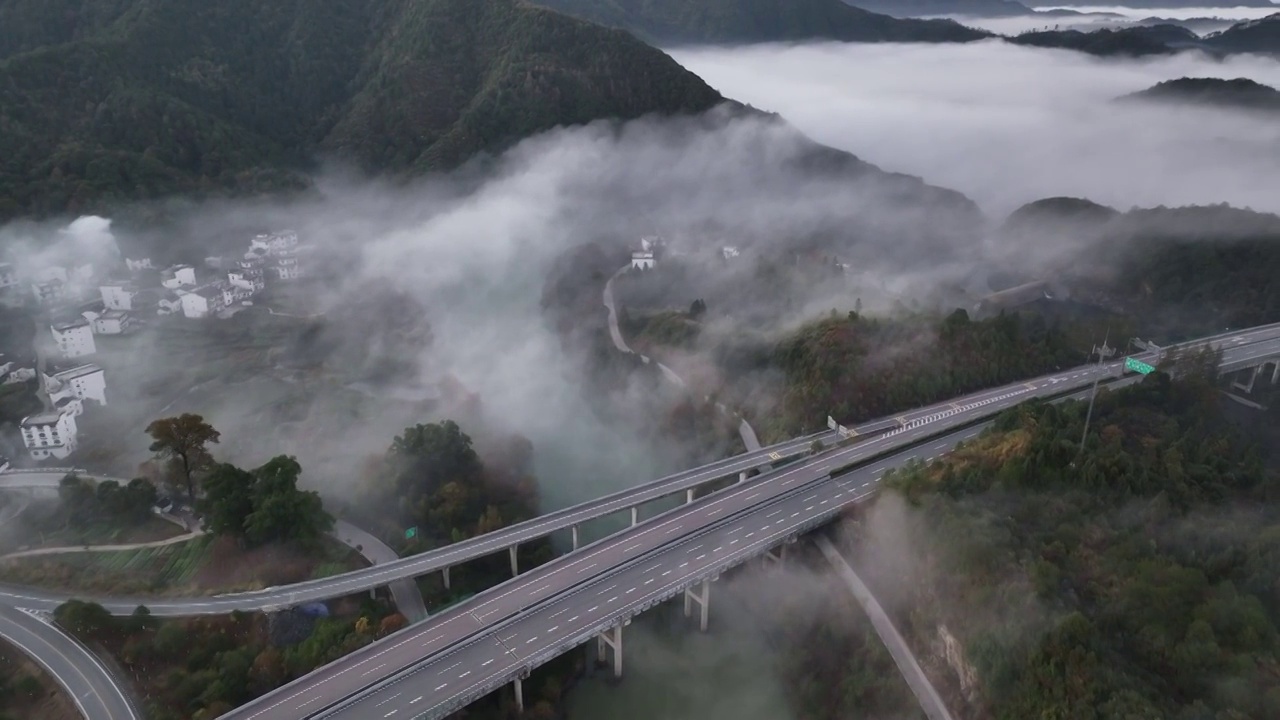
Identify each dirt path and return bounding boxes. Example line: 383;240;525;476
0;530;206;560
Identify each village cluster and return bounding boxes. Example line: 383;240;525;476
0;231;305;463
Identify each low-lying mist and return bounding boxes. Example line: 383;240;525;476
674;40;1280;218
1;108;983;510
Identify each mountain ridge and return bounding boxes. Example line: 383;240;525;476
0;0;729;219
527;0;990;45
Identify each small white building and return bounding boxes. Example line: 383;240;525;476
250;230;299;257
180;284;228;319
160;265;197;290
100;282;137;310
20;409;79;460
228;269;265;293
92;309;134;335
50;319;96;358
156;290;184;315
3;367;35;385
274;255;301;281
631;251;655;271
126;257;153;272
46;363;107;406
722;246;741;260
32;279;65;305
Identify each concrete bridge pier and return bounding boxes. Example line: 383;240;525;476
596;623;624;678
512;672;530;713
686;488;695;504
630;507;639;526
738;471;748;483
509;545;519;576
763;543;788;567
683;579;711;632
571;524;580;551
1233;365;1260;393
442;566;450;590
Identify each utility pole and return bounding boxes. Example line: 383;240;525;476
1078;329;1115;458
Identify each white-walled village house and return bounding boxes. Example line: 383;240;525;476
250;231;299;257
180;284;229;319
631;251;655;271
50;319;96;358
100;282;137;310
93;309;134;335
160;265;197;290
45;363;107;406
20;409;78;460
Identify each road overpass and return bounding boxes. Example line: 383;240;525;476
4;323;1280;618
1;324;1277;720
218;326;1280;720
1;325;1268;620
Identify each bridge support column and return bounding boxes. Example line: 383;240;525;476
596;624;624;678
683;579;711;632
631;506;639;526
738;471;748;483
1233;366;1259;393
763;543;788;567
572;524;580;551
442;566;451;590
509;545;519;577
513;677;524;713
686;488;695;504
1271;360;1280;385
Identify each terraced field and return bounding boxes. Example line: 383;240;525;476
0;537;216;595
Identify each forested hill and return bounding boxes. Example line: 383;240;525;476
527;0;990;46
1122;77;1280;113
0;0;725;220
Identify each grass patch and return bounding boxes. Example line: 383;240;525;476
0;535;365;596
24;516;185;552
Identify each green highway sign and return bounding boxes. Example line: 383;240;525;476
405;526;418;539
1125;357;1155;375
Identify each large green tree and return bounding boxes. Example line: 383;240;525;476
198;456;331;547
244;456;332;547
145;413;220;505
199;463;256;537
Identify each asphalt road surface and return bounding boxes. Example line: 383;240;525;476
319;382;1130;720
227;366;1169;720
0;605;137;720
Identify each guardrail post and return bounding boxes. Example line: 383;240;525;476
509;545;519;577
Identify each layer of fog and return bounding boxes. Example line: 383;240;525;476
1;108;988;511
674;40;1280;220
957;5;1279;35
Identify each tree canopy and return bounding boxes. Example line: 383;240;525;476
198;456;332;548
146;413;220;504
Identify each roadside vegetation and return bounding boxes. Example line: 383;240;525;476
0;415;350;594
54;598;407;720
0;640;78;720
815;366;1280;720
